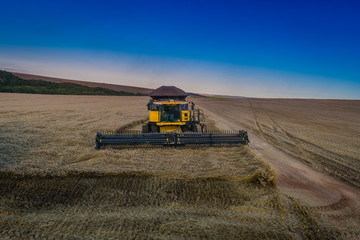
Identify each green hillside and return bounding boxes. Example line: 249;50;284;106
0;71;144;96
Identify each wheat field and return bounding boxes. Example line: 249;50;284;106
0;93;357;239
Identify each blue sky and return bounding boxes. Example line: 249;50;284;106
0;0;359;98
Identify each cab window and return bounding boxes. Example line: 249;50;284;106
159;105;181;122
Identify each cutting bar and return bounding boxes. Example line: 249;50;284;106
95;131;249;149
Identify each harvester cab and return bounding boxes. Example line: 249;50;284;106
142;86;204;133
95;86;249;149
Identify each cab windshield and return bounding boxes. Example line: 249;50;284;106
159;105;181;122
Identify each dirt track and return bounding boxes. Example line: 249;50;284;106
199;100;360;228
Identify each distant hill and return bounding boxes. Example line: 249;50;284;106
10;72;211;97
0;71;146;96
12;72;153;95
202;94;247;98
187;92;206;98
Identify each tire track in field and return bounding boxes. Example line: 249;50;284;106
251;101;360;188
305;193;360;222
248;99;266;140
256;101;359;174
253;100;312;164
248;99;312;167
294;136;359;172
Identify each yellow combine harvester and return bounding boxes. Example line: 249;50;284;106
95;86;249;149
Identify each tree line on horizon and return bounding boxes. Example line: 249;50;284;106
0;70;146;96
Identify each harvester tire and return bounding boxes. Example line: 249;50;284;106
181;125;190;132
150;124;159;133
142;124;149;133
191;124;199;132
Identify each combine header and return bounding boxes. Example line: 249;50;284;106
95;86;249;149
95;131;249;149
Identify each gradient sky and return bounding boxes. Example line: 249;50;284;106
0;0;359;98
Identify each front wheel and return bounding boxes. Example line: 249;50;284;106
191;124;198;132
142;124;149;133
150;124;159;133
181;125;190;132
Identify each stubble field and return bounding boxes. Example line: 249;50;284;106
1;93;359;239
195;97;360;188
